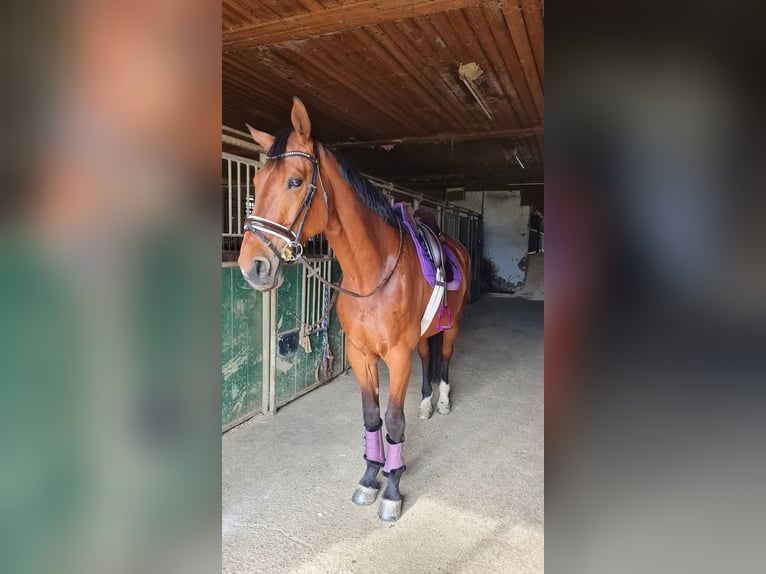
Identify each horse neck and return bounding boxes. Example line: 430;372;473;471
320;153;399;294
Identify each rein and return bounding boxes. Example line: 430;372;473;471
243;144;404;301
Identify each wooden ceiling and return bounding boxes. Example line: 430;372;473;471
223;0;544;196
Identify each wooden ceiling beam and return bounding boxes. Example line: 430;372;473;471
328;125;544;148
223;0;486;49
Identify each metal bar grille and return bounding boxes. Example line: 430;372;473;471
300;256;335;330
222;153;262;255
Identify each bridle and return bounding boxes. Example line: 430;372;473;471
242;143;404;300
243;146;325;264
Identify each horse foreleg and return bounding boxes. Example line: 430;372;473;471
379;347;412;521
347;342;384;506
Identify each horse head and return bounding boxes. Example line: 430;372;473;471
239;97;329;291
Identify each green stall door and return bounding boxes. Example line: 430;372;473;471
221;265;263;427
222;261;346;430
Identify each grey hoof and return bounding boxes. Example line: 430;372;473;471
378;498;403;522
437;401;451;415
352;484;379;506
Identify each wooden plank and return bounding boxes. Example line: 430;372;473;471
496;1;544;120
519;0;544;89
532;135;544;166
271;34;434;135
523;135;538;166
326;27;437;134
223;0;486;48
411;15;478;127
376;20;471;132
464;3;540;126
396;17;478;132
461;6;532;127
258;0;300;20
296;0;329;11
222;4;252;32
223;55;299;121
225;47;393;139
329;125;544;148
358;24;447;130
428;12;513;128
433;11;507;127
225;0;282;26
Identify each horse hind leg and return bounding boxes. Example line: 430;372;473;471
437;326;458;415
417;336;437;419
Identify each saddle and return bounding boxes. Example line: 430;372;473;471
393;203;462;290
393;203;462;333
413;209;454;285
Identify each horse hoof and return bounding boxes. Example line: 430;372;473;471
378;498;402;522
352;485;379;506
418;397;433;419
437;400;451;415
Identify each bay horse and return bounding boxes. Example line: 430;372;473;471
238;98;470;521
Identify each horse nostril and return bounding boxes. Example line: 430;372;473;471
252;258;269;278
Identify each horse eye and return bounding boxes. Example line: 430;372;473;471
288;177;303;190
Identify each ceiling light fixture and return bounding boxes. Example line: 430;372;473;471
503;144;525;169
459;62;493;121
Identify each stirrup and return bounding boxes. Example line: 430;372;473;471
436;305;452;331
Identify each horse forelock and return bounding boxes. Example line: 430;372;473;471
265;128;293;164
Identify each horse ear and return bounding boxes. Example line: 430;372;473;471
246;124;275;151
290;97;312;145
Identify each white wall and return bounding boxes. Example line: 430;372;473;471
454;191;530;291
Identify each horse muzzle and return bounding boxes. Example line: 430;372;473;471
240;254;284;291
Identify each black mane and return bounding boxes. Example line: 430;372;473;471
325;146;399;228
265;128;399;228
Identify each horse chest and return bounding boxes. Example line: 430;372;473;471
337;299;418;353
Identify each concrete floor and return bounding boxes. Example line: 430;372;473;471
223;296;544;573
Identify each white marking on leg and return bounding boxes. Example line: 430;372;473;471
419;395;433;419
437;381;451;414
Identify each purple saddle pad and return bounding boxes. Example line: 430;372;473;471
393;203;462;291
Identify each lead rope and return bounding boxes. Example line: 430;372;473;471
295;285;340;339
315;282;334;383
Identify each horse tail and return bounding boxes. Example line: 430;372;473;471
428;331;444;384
